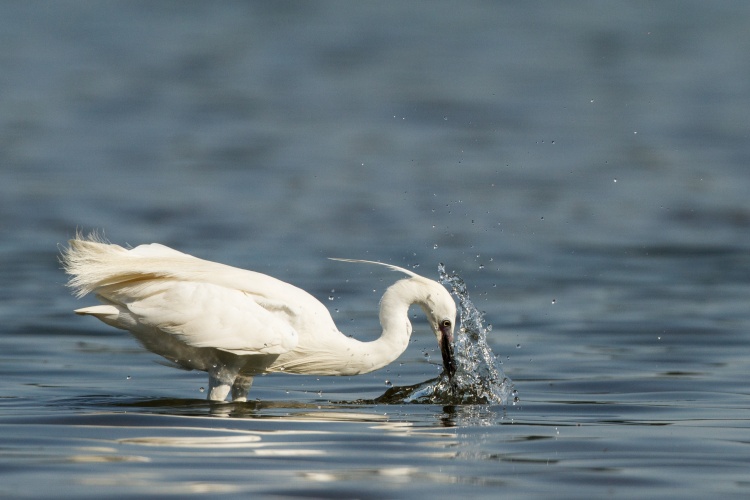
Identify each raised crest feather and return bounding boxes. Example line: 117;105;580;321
328;258;422;279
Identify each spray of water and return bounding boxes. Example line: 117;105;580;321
434;263;516;404
375;264;517;405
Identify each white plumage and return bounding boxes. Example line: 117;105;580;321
61;234;457;402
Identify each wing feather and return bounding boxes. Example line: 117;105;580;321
103;280;299;355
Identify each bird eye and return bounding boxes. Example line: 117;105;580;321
441;319;451;328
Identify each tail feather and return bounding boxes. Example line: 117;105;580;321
61;233;200;298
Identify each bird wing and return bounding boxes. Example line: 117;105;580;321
101;279;300;356
63;237;338;355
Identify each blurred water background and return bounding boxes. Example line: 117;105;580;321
1;1;749;498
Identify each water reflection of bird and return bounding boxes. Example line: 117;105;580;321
61;235;456;402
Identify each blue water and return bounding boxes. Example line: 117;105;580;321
2;2;750;498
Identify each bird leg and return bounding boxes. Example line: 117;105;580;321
231;375;254;402
207;375;232;402
207;359;244;402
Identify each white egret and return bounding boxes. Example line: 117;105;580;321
61;235;457;402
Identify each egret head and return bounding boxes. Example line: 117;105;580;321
418;280;457;380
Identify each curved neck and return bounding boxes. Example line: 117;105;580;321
273;278;433;376
354;278;430;372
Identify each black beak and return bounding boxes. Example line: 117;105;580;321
439;323;456;380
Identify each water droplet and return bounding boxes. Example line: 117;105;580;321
613;178;617;183
199;387;205;393
126;375;131;380
328;295;334;301
433;244;438;249
551;299;556;304
385;380;392;387
516;344;521;349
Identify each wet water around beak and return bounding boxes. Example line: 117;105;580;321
437;265;517;404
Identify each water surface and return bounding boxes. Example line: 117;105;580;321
1;2;749;498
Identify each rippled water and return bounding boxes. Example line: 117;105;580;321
2;2;750;499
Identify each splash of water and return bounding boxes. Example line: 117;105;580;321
377;264;517;405
437;263;516;404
